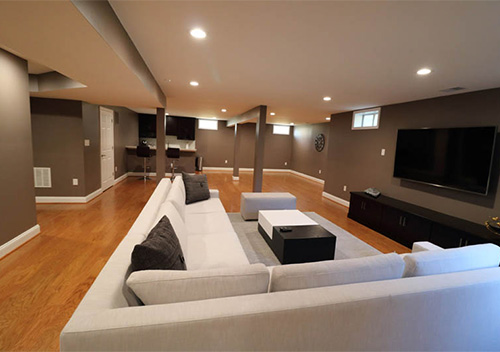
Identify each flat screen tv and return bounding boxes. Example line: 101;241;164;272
393;126;497;195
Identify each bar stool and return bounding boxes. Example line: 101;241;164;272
167;147;180;181
136;144;152;181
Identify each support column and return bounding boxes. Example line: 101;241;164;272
232;123;241;181
252;105;267;192
156;108;166;184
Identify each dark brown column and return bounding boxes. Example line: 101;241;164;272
252;105;267;192
156;108;166;183
232;123;241;180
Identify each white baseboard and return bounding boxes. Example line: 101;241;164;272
322;191;350;207
203;167;232;172
36;188;102;204
85;188;102;202
204;167;290;173
290;170;325;184
114;173;128;185
232;176;240;181
0;224;41;259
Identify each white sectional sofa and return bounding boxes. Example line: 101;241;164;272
61;178;500;351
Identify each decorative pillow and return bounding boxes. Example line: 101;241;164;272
270;253;405;292
131;216;186;272
403;243;500;277
127;264;270;305
182;172;210;204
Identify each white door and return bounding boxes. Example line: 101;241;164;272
100;107;115;191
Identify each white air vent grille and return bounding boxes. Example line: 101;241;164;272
34;167;51;188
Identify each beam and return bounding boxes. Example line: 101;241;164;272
253;105;267;192
71;0;166;107
156;108;166;183
226;105;263;127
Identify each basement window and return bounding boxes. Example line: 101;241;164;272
198;119;218;130
352;107;381;130
273;125;290;135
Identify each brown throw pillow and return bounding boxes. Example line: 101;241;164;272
182;172;210;204
131;216;186;272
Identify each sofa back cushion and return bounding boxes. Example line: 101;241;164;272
165;177;186;221
403;243;500;277
127;264;270;305
131;216;187;272
270;253;405;292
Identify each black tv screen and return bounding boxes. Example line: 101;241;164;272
393;126;497;195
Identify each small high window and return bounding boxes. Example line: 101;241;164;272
352;107;381;130
198;119;218;130
273;125;290;135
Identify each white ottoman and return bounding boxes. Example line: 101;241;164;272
240;192;297;220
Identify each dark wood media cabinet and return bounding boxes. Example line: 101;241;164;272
348;192;500;249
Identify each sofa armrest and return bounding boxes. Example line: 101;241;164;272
411;241;444;253
209;189;219;198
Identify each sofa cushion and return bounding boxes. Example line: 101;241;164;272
126;264;269;305
403;243;500;277
165;177;186;221
182;172;210;204
270;253;405;292
131;216;186;272
186;232;250;270
185;212;235;235
156;201;188;257
186;197;226;214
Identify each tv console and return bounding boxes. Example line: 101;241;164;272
348;192;500;248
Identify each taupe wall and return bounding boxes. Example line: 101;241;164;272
82;102;101;194
324;88;500;224
0;49;37;246
195;120;235;167
31;98;86;196
291;123;329;180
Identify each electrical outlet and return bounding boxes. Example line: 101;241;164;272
284;161;288;166
381;148;386;156
343;185;347;192
115;166;118;172
319;169;322;174
225;160;228;164
73;178;78;186
84;139;90;147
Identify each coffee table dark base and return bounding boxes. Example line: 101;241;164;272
258;224;336;264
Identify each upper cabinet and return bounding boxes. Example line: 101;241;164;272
139;114;196;140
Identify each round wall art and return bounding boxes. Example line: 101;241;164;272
315;133;325;152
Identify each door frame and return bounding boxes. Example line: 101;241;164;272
100;106;115;191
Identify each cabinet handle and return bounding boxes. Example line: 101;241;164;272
459;238;463;247
465;239;469;246
403;217;406;227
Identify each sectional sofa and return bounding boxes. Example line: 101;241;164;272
60;178;500;351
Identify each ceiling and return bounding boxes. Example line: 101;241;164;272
110;1;500;124
0;0;161;108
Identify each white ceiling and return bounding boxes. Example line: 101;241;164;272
110;1;500;124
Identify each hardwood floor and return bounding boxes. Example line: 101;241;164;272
0;171;408;351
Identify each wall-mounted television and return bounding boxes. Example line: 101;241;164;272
393;126;497;195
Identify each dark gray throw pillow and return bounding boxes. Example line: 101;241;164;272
182;172;210;204
131;216;186;272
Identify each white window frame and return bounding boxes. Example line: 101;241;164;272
198;119;218;130
273;125;290;135
352;107;381;130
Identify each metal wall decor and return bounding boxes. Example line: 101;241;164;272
315;133;325;152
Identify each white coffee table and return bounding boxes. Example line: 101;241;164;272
258;210;318;240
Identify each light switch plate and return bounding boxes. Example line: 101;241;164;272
73;178;78;186
84;139;90;147
343;185;347;192
319;169;322;174
381;148;386;156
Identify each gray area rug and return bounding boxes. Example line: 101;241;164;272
228;212;381;266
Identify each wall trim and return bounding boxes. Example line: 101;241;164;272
322;191;350;207
0;224;41;259
36;188;102;204
290;170;325;184
114;172;128;185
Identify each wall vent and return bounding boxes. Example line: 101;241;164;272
34;167;52;188
440;87;466;93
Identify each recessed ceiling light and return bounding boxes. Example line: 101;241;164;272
326;117;331;121
323;96;331;101
417;68;432;75
190;28;206;39
189;81;199;86
270;112;275;116
221;109;227;112
290;123;295;126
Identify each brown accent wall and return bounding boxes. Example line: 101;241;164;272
195;120;235;167
324;88;500;224
31;98;86;196
108;106;138;178
291;123;329;180
82;102;101;194
0;49;37;246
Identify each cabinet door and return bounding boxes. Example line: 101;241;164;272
381;208;431;248
380;207;405;243
348;195;383;231
429;224;464;248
